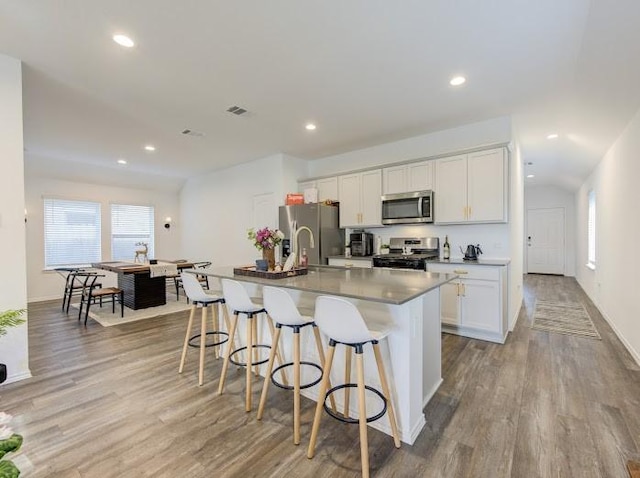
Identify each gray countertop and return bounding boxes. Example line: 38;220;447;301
195;265;455;305
426;258;510;266
327;255;374;260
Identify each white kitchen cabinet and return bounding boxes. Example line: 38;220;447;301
427;262;508;343
298;177;339;202
328;257;373;268
382;160;433;195
434;148;506;224
338;169;382;227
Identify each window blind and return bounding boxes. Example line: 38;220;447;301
111;204;155;261
44;198;102;268
588;190;596;267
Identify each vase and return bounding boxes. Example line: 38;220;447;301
262;248;276;271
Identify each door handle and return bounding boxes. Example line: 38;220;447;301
453;269;468;275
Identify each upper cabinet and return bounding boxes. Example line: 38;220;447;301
435;148;507;224
382;160;433;195
338;169;382;227
298;176;339;202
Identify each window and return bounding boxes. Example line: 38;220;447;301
44;198;102;268
587;190;596;269
111;204;155;261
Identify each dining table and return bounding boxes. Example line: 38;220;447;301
92;260;194;310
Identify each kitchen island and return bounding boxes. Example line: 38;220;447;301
192;265;454;445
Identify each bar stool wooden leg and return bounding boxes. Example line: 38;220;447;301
293;328;301;445
211;303;219;359
218;312;239;395
312;326;336;413
198;306;208;386
267;316;288;387
356;350;370;478
373;343;401;448
179;305;196;374
257;325;282;420
344;346;352;418
307;342;336;459
246;315;254;412
252;317;260;376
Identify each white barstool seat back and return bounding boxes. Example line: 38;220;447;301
181;272;222;303
315;296;374;344
222;279;262;312
263;286;310;326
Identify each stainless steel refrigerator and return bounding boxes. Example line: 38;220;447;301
278;204;344;265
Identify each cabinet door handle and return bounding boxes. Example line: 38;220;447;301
456;282;461;296
453;269;468;275
468;206;472;218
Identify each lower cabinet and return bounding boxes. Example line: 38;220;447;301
427;262;507;343
328;257;373;268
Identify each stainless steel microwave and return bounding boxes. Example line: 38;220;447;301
381;190;434;225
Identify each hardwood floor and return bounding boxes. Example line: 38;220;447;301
2;275;639;477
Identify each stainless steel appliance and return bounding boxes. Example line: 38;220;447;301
381;190;434;225
372;237;439;270
279;203;344;265
350;231;373;256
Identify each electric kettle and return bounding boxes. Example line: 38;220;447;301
461;244;482;261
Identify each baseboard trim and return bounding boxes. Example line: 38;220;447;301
576;279;640;367
28;295;61;303
1;369;32;385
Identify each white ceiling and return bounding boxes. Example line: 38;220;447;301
2;0;640;192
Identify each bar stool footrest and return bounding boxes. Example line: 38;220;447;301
323;384;388;424
188;331;229;348
271;361;323;390
229;345;271;367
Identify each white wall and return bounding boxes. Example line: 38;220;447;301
576;105;640;364
509;143;524;329
25;176;181;301
180;154;292;267
525;185;576;276
0;55;30;383
308;116;512;177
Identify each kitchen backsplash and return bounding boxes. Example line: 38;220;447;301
348;223;511;259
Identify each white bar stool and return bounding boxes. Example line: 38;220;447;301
307;295;401;478
178;272;229;386
256;286;336;445
218;279;285;412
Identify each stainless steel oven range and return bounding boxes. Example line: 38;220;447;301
372;237;439;270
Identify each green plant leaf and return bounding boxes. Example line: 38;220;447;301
0;310;26;337
0;459;20;478
0;434;23;456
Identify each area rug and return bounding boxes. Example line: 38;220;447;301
70;292;191;327
531;300;601;339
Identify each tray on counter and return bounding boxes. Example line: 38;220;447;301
233;266;308;280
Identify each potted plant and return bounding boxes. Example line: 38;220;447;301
0;412;23;477
0;310;26;384
380;244;390;255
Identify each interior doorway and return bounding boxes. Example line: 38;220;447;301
526;207;565;275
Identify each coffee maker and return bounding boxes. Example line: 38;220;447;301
350;231;374;256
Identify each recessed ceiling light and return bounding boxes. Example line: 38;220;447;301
546;133;559;140
117;159;127;165
526;174;535;178
449;76;466;86
113;34;135;48
305;123;317;131
144;145;156;151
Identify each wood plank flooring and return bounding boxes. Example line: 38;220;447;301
2;275;640;477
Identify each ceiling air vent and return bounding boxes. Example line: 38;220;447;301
181;129;205;137
226;105;248;115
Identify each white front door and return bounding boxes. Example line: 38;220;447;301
526;207;565;274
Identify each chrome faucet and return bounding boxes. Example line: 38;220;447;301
293;226;315;267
